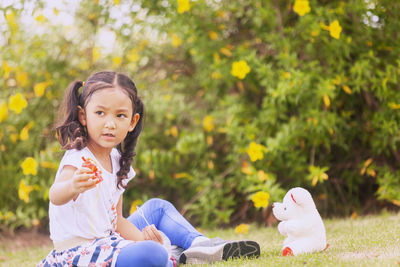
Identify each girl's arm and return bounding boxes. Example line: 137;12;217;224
49;165;98;205
116;196;163;244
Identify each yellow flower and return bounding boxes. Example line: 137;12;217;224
20;126;29;141
3;61;12;79
129;199;144;215
293;0;311;16
329;20;342;39
311;29;320;37
251;191;270;208
5;10;18;32
246;142;266;162
34;81;52;97
389;102;400;110
18;180;34;203
172;74;179;80
213;52;221;63
10;133;18;143
241;160;254;175
31;219;40;227
173;172;192;179
177;0;190;14
231;60;251;79
139;40;149;49
126;48;139;63
311;172;328;186
234;223;250;234
220;47;232;57
209;31;218;40
112;57;122;67
202;115;215;132
171;34;182;47
164;94;172;101
40;161;59;170
323;94;330;108
170;126;178;137
19;122;34;141
21;157;38;176
9;93;28;114
211;71;222;79
149;170;155;180
367;168;376;177
206;136;213;146
283;72;291;79
360;158;374;176
189;48;197;55
342;85;352;94
35;14;47;23
0;101;8;122
216;11;227;18
16;70;28;87
92;47;101;62
114;0;120;5
257;170;268;182
207;160;214;170
1;211;14;221
319;22;330;31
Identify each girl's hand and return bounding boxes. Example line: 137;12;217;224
71;167;100;194
142;225;164;244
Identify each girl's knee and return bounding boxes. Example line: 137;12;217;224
116;241;169;267
146;198;173;208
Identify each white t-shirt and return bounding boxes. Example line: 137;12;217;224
49;147;135;243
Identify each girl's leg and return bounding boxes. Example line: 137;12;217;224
127;198;203;249
115;240;172;267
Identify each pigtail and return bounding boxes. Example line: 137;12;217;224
56;80;88;150
116;96;145;189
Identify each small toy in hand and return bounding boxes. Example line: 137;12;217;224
81;156;103;184
272;187;327;256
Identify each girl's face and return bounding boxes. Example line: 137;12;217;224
78;87;139;153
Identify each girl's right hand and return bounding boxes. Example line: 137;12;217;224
71;167;99;194
142;225;164;244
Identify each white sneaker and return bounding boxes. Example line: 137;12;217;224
179;239;260;264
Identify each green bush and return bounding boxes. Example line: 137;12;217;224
0;0;399;230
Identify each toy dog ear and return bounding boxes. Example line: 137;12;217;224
289;187;316;209
290;193;297;204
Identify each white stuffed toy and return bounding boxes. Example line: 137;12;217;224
272;187;327;256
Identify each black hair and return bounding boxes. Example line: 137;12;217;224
56;71;144;189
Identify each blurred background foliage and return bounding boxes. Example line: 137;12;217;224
0;0;399;231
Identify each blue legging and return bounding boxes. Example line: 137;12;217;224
115;241;170;267
115;198;203;266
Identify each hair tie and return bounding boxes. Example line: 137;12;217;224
82;81;86;87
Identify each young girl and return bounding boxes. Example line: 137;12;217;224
38;71;260;267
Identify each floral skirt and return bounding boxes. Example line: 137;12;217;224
37;234;134;267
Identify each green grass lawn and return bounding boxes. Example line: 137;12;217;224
1;212;399;267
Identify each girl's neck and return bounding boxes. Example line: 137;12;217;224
86;142;113;173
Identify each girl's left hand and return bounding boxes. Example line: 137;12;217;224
142;224;164;244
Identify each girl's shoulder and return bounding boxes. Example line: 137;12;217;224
60;147;91;169
63;147;91;158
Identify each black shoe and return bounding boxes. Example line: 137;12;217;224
179;239;260;264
